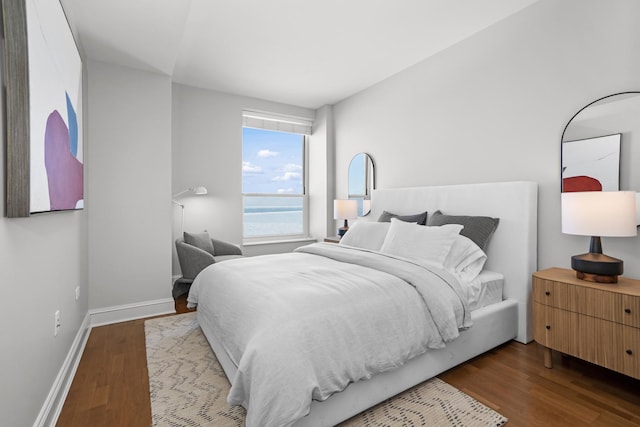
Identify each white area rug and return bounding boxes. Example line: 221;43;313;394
145;312;508;426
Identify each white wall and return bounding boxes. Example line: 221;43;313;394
0;52;88;427
333;0;640;279
309;105;336;239
171;84;316;263
87;60;173;308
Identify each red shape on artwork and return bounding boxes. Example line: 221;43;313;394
44;110;84;210
562;176;603;192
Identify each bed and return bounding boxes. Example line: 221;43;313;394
188;180;538;427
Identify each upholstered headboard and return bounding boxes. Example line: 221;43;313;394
368;181;538;343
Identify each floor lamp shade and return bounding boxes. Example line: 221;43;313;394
561;191;637;282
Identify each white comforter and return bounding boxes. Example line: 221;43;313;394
187;242;471;427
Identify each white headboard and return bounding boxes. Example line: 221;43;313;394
369;181;538;343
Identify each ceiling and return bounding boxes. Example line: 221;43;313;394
60;0;539;109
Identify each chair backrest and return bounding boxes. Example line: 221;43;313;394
175;238;215;280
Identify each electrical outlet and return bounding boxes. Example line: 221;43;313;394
75;286;80;301
54;310;61;336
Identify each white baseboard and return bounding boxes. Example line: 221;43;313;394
34;312;91;427
39;298;176;427
89;298;175;327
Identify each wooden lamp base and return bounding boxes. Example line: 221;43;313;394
575;270;618;284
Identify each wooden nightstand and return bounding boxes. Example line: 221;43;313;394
532;267;640;379
323;236;341;244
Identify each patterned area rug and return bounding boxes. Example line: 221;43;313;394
145;312;508;427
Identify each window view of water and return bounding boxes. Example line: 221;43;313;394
242;126;307;239
243;196;304;237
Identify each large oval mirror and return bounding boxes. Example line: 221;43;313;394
348;152;375;216
561;91;640;224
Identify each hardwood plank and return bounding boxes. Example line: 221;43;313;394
56;299;640;427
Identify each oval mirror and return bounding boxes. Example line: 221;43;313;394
348;153;375;216
561;91;640;224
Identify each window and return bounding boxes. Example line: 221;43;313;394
242;111;311;241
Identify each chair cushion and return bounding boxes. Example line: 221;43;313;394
183;231;215;255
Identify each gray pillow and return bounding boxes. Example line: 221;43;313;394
183;231;215;256
378;210;428;225
427;210;499;251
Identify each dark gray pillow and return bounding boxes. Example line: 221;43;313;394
378;210;427;225
427;210;499;251
183;231;215;256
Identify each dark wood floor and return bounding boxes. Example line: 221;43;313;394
56;295;640;427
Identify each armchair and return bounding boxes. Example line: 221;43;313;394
173;232;243;298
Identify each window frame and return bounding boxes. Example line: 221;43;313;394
242;130;310;244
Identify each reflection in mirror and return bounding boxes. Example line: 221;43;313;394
562;134;620;192
561;91;640;224
348;153;375;216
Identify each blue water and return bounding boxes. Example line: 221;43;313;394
244;196;304;237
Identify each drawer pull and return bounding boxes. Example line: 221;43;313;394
545;291;550;296
545;325;551;330
624;308;632;314
626;349;633;356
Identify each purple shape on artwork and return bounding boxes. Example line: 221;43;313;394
44;110;83;210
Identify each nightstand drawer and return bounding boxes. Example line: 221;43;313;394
532;278;569;308
571;286;640;327
622;326;640;378
621;295;640;328
579;315;640;378
534;277;640;327
534;303;640;377
532;303;579;354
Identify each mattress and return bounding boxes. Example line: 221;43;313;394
466;270;504;311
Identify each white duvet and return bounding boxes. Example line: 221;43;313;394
187;242;471;427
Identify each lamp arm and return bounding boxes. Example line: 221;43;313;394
172;199;185;208
172;189;189;198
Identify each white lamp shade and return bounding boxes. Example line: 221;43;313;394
561;191;637;237
173;185;208;198
191;186;208;195
334;199;358;220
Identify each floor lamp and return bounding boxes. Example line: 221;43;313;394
172;186;208;234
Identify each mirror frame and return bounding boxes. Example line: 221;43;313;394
561;91;640;226
348;152;375;217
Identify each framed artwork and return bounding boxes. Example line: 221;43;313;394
3;0;83;217
561;134;620;192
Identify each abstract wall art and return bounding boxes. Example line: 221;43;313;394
3;0;83;217
561;134;620;193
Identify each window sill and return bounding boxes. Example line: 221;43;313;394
243;236;317;247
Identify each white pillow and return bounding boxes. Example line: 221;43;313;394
443;234;487;283
379;218;463;268
339;221;390;251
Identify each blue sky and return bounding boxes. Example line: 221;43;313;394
242;127;303;194
348;155;366;196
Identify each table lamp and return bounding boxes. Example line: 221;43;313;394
561;191;637;283
334;199;358;237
